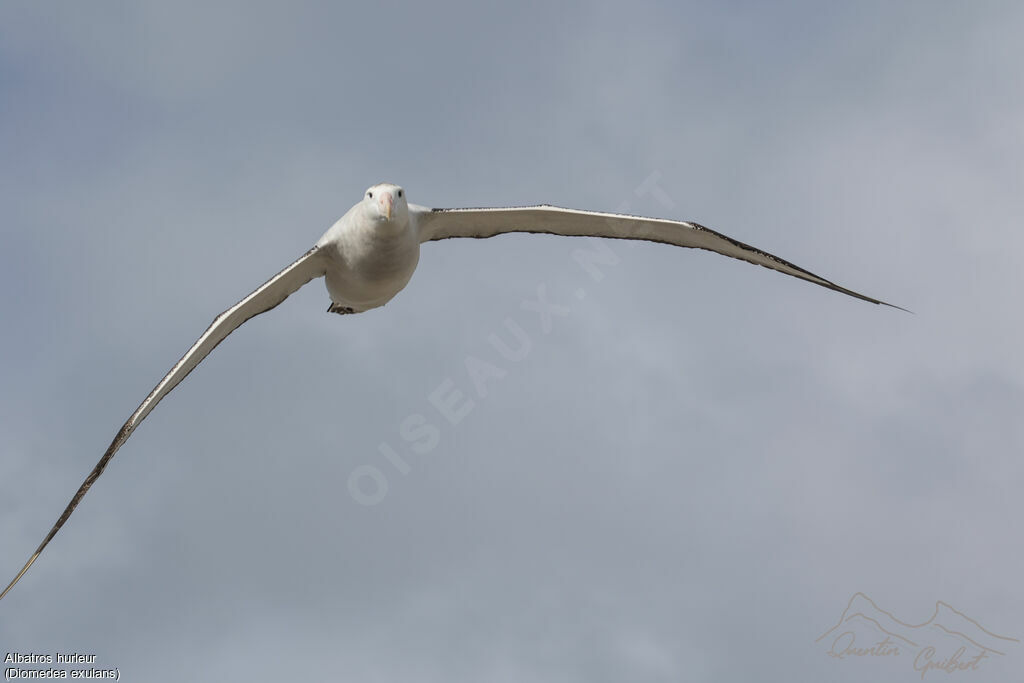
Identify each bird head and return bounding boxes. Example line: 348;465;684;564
363;183;408;225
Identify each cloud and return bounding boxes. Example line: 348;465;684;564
1;2;1022;681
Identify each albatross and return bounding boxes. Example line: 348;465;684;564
0;182;904;601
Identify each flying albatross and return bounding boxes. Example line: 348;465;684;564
0;183;904;601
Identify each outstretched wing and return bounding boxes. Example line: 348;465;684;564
414;205;903;309
1;246;328;602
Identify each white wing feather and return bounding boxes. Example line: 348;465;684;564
414;205;902;309
0;246;327;602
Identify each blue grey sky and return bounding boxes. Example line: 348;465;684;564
1;2;1022;681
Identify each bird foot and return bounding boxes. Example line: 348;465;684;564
327;303;356;315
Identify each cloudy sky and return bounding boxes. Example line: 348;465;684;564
1;2;1022;681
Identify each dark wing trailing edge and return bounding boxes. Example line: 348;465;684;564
0;246;328;602
414;205;906;310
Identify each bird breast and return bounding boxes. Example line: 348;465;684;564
323;225;420;310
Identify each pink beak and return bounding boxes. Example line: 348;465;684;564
380;193;393;220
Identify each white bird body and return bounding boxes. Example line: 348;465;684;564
316;184;421;313
0;181;904;602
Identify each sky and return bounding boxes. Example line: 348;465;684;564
1;1;1022;681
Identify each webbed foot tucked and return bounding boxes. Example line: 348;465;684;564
327;303;356;315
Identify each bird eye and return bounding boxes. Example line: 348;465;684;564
368;192;373;198
397;190;403;197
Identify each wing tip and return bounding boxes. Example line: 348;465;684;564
844;289;911;313
0;551;41;603
834;286;911;313
879;300;914;314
